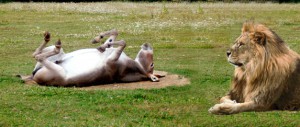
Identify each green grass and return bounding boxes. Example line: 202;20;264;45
0;2;300;126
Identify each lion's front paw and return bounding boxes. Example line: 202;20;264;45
208;103;238;115
222;100;237;104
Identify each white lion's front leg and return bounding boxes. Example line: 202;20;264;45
91;29;118;46
97;43;110;53
209;103;239;115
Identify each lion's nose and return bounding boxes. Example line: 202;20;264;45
226;50;231;57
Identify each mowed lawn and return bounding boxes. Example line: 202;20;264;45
0;2;300;126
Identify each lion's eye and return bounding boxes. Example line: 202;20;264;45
238;43;244;48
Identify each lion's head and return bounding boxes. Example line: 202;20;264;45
226;21;289;68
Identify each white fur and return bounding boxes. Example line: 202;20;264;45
36;47;130;80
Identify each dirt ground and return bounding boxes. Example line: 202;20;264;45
20;71;190;90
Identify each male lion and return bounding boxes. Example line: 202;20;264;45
209;21;300;115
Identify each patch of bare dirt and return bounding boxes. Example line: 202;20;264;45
20;71;190;90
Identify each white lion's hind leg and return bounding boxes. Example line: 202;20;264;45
35;40;61;61
32;31;51;57
38;60;66;79
33;40;67;86
33;46;64;73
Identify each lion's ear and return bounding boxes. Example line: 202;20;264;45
252;32;266;45
242;21;255;33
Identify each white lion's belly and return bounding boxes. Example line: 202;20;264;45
59;49;111;78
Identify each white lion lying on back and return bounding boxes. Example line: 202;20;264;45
29;30;161;86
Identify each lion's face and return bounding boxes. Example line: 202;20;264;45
227;33;256;67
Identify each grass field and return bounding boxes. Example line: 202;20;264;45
0;2;300;126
